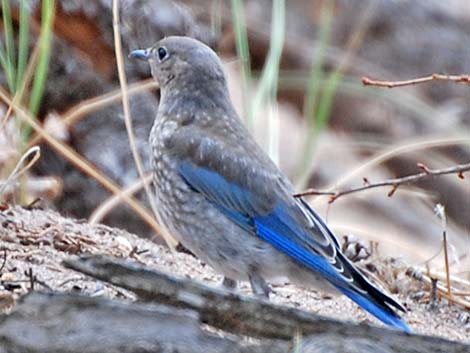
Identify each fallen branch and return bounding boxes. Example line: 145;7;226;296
295;162;470;202
0;291;283;353
0;86;166;241
406;267;470;310
362;73;470;88
63;255;470;353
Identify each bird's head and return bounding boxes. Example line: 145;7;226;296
130;36;226;93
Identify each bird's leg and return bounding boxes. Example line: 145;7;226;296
222;277;237;290
249;272;271;298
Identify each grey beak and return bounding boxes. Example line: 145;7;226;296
129;48;150;61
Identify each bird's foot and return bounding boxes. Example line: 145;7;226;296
249;272;272;299
222;277;237;290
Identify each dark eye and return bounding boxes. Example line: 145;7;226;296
157;47;168;61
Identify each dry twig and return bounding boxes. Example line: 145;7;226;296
62;255;470;353
295;162;470;202
434;205;452;297
28;79;157;147
112;0;176;247
0;146;41;196
0;87;165;237
362;74;470;88
407;268;470;310
89;173;152;225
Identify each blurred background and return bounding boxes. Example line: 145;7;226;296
0;0;469;276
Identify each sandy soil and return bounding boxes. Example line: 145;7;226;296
0;205;468;343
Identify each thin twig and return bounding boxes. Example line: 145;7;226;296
112;0;176;248
0;145;41;195
420;269;470;288
28;79;157;147
427;278;470;309
407;268;470;310
26;267;35;291
89;173;152;225
428;278;438;309
443;230;452;296
362;73;470;88
453;292;470;297
295;162;470;202
434;204;452;299
441;226;452;298
0;33;42;133
0;86;166;239
326;137;470;193
0;249;7;273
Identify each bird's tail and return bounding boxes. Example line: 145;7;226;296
298;199;410;332
335;251;411;332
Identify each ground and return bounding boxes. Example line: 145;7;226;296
0;205;468;343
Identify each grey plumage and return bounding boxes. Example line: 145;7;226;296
130;36;409;330
146;37;329;293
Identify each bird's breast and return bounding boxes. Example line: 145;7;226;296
149;117;199;234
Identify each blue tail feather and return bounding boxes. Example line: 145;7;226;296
254;210;410;332
178;162;410;331
339;286;411;332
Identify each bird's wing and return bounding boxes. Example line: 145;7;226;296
171;127;341;267
170;127;408;330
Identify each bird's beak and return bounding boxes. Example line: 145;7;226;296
129;48;150;61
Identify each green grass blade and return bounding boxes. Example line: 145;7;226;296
231;0;253;129
24;0;55;141
28;0;55;116
210;0;222;38
1;0;16;92
252;0;285;118
16;0;30;92
0;40;15;92
0;45;11;84
296;2;334;184
267;0;285;163
315;69;342;130
251;0;285;163
303;3;333;131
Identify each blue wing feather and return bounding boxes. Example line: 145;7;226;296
179;161;410;332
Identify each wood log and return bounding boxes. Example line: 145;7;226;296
0;291;286;353
63;255;470;353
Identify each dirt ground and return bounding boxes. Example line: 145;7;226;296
0;205;468;343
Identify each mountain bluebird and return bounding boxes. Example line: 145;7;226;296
130;36;409;331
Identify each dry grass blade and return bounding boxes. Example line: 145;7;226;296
453;292;470;297
412;271;470;310
325;136;470;193
0;34;41;133
434;204;452;297
0;86;172;244
28;79;158;146
90;173;152;225
421;270;470;288
112;0;175;248
0;145;40;195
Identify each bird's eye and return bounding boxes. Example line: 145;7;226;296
157;47;168;61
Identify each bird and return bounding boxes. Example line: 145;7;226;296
130;36;410;332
